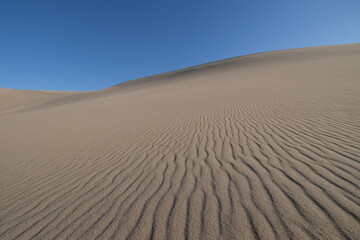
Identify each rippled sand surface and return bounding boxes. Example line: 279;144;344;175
1;44;359;240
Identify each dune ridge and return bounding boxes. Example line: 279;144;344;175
0;44;359;239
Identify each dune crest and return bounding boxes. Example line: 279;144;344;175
1;44;359;240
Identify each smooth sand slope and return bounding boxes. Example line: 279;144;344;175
0;44;360;240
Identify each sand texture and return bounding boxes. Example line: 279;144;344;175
0;44;359;240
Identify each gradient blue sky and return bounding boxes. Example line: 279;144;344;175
1;0;359;91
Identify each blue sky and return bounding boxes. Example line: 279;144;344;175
1;0;359;91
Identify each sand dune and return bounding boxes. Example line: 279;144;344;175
0;44;359;240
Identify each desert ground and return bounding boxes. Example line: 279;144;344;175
0;44;359;240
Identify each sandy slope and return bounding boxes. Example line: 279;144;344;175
0;44;359;240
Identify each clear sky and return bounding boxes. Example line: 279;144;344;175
1;0;359;91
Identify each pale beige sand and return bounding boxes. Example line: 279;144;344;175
0;44;359;240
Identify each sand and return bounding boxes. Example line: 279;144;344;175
0;44;359;240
